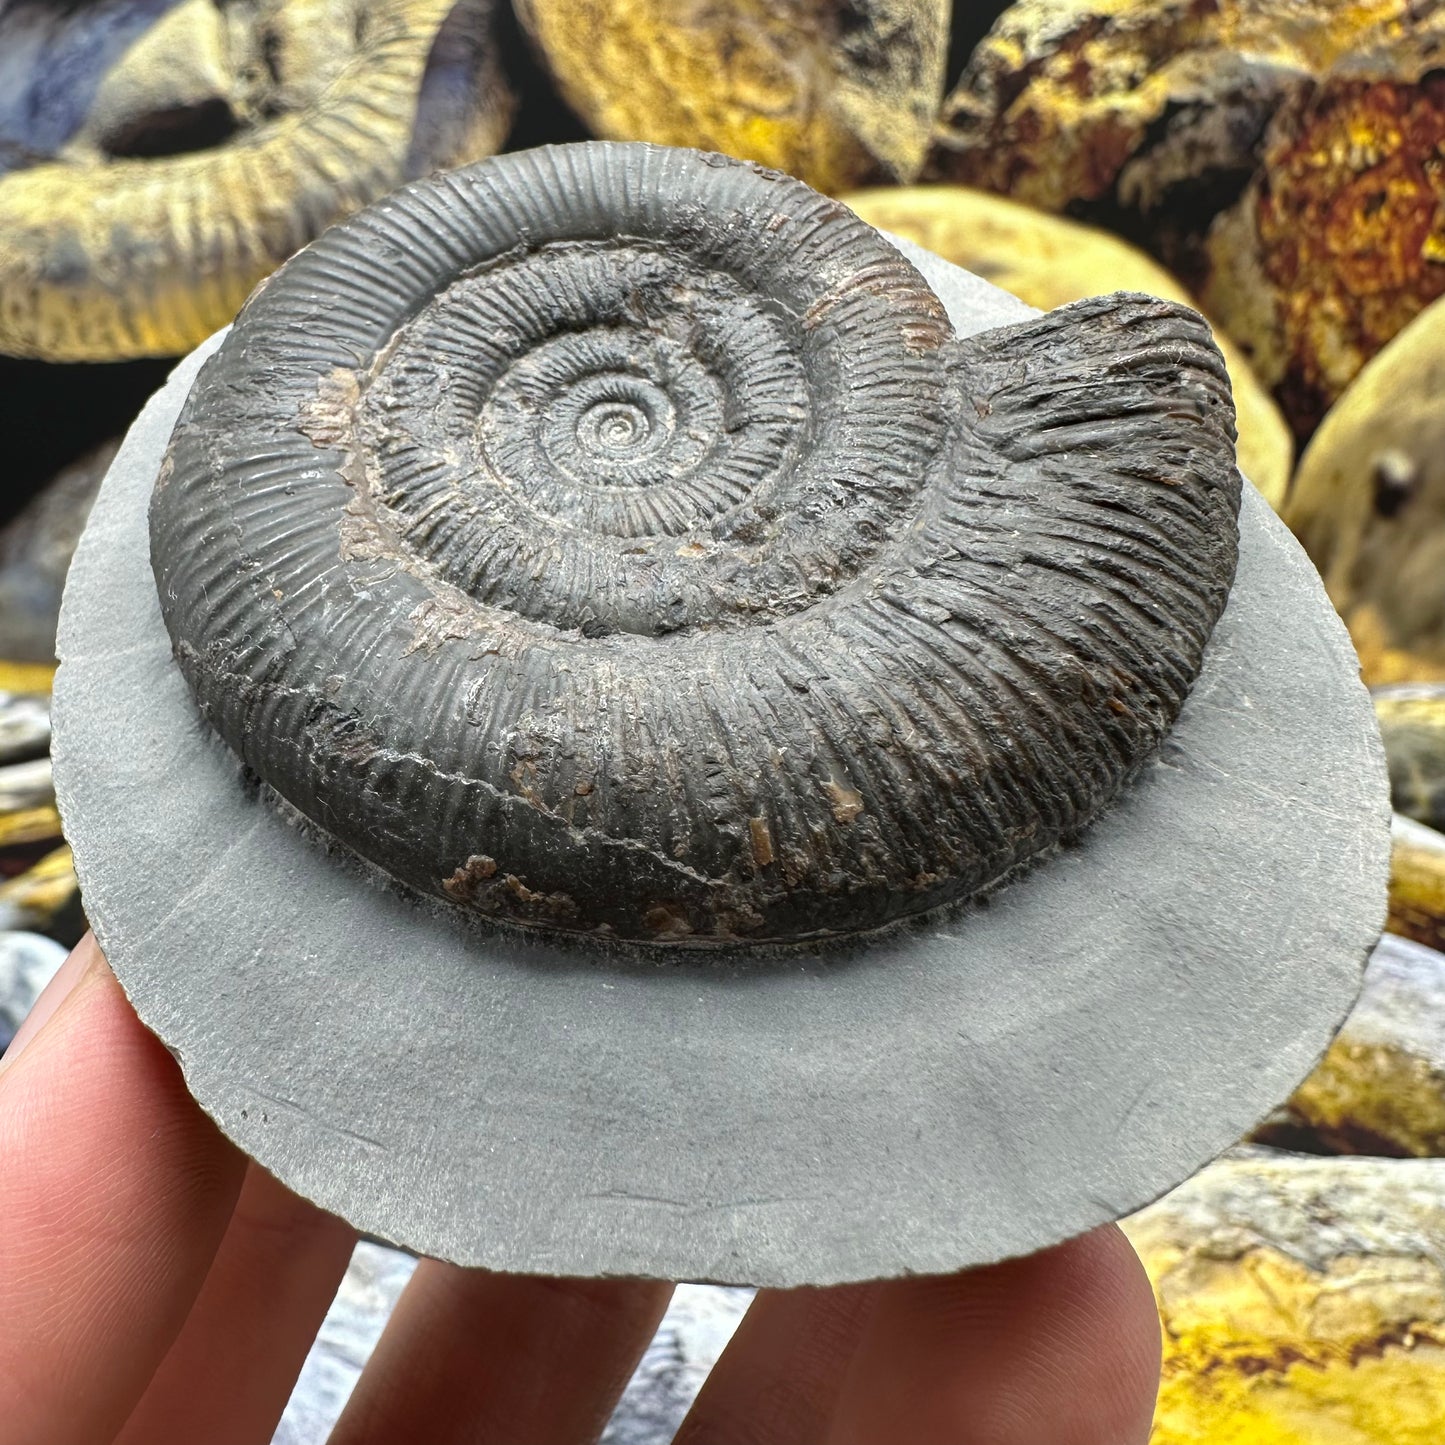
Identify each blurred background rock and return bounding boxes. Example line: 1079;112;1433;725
4;2;1445;1440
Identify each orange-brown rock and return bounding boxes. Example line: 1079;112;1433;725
932;0;1445;433
1204;68;1445;435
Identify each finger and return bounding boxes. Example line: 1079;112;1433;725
674;1282;880;1445
329;1260;673;1445
0;934;248;1445
0;924;92;1062
116;1161;356;1445
830;1224;1162;1445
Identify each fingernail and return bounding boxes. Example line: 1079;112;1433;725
0;933;101;1073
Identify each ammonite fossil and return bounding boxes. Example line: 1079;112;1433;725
840;183;1292;509
150;141;1241;946
511;0;950;193
0;0;514;361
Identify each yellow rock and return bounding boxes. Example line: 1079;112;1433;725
1385;815;1445;960
931;0;1413;212
0;805;62;851
1124;1149;1445;1444
1375;685;1445;834
1285;295;1445;686
0;846;78;937
0;0;515;360
0;662;55;697
842;184;1292;508
1254;926;1445;1157
512;0;949;193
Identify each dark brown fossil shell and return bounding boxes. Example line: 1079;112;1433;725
150;142;1241;946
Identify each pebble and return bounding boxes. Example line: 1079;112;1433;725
273;1248;750;1442
0;690;50;765
1253;929;1445;1157
1124;1147;1445;1444
0;928;67;1053
0;755;53;813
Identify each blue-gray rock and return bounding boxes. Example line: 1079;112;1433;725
0;928;67;1054
272;1242;417;1445
273;1244;749;1444
602;1285;753;1444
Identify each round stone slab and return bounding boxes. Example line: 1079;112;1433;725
51;247;1390;1287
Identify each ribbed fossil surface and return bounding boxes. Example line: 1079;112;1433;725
150;142;1241;945
0;0;513;360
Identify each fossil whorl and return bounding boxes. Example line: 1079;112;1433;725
150;143;1241;946
0;0;513;361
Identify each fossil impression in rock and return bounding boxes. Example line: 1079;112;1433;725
149;143;1241;945
0;0;515;361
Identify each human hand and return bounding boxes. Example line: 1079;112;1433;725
0;935;1162;1444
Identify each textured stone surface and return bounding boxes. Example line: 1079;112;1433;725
0;845;82;943
0;0;515;359
0;756;52;813
153;146;1241;945
0;439;111;663
1286;295;1445;686
931;0;1445;434
1383;815;1445;959
0;689;50;765
1125;1149;1445;1444
514;0;949;192
52;234;1388;1286
1254;930;1445;1158
1376;686;1445;832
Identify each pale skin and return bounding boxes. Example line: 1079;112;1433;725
0;934;1163;1444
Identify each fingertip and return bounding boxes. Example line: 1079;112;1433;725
832;1225;1161;1445
0;931;105;1072
0;931;248;1445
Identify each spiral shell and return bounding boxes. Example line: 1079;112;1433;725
0;0;513;361
150;142;1241;946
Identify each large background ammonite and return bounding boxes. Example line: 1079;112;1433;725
52;246;1388;1287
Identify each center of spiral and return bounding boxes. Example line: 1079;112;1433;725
576;394;655;457
531;367;682;487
